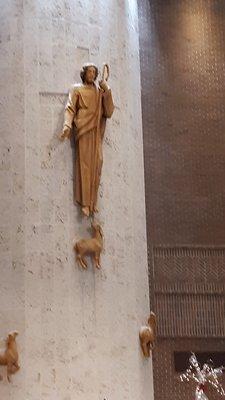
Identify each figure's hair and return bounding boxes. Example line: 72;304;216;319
80;63;98;83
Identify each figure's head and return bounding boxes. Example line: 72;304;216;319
80;63;98;84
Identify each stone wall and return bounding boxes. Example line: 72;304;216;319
0;1;153;399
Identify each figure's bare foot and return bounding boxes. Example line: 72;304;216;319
93;206;99;213
82;206;90;217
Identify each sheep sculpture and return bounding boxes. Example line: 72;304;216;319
74;222;103;269
0;331;20;382
139;312;156;358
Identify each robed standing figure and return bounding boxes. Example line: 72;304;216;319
60;63;114;217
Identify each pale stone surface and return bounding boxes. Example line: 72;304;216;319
0;1;153;399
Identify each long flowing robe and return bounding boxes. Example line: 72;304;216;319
64;83;114;212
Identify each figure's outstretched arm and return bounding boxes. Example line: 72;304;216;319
64;87;78;128
60;87;78;140
100;82;114;118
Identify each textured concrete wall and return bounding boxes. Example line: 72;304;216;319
0;1;153;399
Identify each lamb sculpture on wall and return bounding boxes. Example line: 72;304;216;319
139;312;156;357
74;222;103;269
0;331;20;382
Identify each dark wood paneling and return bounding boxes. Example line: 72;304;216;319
138;1;225;399
138;0;225;246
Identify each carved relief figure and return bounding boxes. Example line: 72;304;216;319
0;331;20;382
60;63;114;217
139;312;156;357
75;222;103;269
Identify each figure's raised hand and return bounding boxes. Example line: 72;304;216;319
99;80;109;92
59;126;71;141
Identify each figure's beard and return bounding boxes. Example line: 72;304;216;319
85;78;95;84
